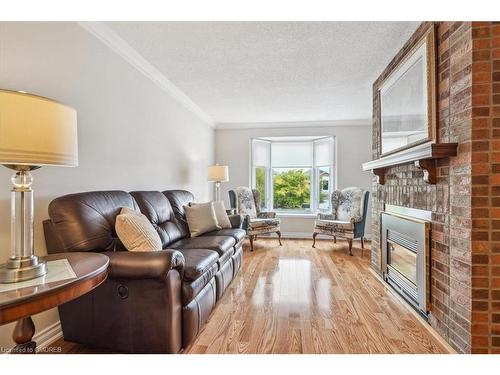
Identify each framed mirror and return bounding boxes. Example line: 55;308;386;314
377;24;437;156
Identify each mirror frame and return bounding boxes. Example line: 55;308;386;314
375;23;437;157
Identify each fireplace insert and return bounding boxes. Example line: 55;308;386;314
381;205;431;316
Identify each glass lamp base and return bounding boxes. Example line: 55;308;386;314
0;255;47;283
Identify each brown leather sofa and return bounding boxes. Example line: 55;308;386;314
43;190;244;353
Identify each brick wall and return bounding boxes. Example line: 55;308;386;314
470;21;500;354
371;22;474;353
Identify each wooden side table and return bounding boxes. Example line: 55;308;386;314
0;252;108;353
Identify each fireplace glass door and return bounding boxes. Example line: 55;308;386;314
387;237;417;286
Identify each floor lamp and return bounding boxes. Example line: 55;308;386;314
208;164;229;202
0;90;78;283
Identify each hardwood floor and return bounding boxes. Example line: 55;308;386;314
51;238;451;354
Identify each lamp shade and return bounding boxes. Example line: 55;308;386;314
0;90;78;167
207;165;229;182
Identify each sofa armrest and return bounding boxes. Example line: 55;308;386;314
228;214;243;229
103;250;185;280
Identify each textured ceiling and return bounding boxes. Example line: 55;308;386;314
107;22;420;125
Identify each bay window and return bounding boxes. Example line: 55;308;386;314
251;136;335;214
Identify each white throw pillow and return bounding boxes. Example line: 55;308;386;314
212;201;232;229
115;207;162;252
191;201;232;229
184;202;222;237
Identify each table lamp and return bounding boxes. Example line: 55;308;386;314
0;90;78;283
208;164;228;202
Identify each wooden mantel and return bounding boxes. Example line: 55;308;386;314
362;142;458;185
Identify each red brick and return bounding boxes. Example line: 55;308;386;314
474;39;491;50
473;95;490;106
473;72;491;83
473;107;490;117
473;27;491;38
473;241;490;253
472;311;489;322
472;335;489;347
473;84;491;95
473;219;489;229
473;61;492;73
472;323;490;335
472;140;490;150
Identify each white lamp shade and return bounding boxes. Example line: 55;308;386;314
208;165;229;182
0;90;78;167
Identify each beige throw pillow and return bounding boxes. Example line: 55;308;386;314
184;202;221;237
115;207;162;252
212;201;232;229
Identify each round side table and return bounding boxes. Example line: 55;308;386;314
0;252;108;353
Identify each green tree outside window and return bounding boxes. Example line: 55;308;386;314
273;168;311;209
255;167;267;209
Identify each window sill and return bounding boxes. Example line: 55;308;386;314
275;213;318;219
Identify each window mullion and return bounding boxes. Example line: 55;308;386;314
267;167;274;211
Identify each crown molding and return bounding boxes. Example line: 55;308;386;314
215;119;372;130
78;22;215;127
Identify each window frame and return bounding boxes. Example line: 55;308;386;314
250;136;335;214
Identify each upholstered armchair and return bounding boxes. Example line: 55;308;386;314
229;187;282;251
312;187;369;256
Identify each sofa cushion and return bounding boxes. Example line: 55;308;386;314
48;190;138;252
169;236;236;259
203;228;246;243
176;248;219;282
181;263;218;305
249;218;280;229
178;247;218;305
163;190;194;237
315;219;354;231
130;191;186;247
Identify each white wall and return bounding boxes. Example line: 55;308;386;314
215;123;372;237
0;22;214;349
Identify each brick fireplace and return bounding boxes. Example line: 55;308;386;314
369;22;500;353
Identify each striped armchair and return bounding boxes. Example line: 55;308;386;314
312;187;369;256
229;187;282;251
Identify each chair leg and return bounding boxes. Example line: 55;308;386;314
312;232;317;248
361;237;364;249
249;235;254;251
348;239;353;256
334;236;336;244
277;231;282;246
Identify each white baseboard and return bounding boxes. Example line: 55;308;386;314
34;320;63;350
276;231;372;240
5;320;62;353
279;231;327;239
